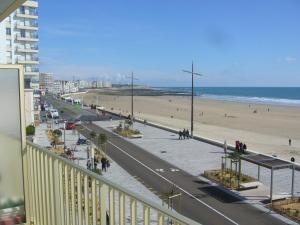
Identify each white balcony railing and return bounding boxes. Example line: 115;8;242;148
23;142;200;225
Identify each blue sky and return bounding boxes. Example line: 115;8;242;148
39;0;300;87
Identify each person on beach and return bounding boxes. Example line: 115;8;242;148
243;143;247;152
289;139;292;146
178;130;182;140
235;140;240;151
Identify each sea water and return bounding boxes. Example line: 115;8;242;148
158;87;300;106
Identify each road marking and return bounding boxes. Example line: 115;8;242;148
170;168;180;172
81;123;239;225
155;168;165;172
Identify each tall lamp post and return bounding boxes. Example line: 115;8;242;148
126;72;138;122
182;62;203;137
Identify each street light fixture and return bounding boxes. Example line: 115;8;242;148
126;72;138;122
182;61;203;137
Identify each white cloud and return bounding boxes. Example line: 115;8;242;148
284;56;297;64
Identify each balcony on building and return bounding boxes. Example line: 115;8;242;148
15;33;39;42
16;44;39;53
15;7;38;19
23;0;38;8
17;56;39;65
24;67;39;76
16;21;38;31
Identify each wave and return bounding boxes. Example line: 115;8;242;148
199;94;300;106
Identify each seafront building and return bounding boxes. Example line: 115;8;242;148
50;80;79;95
39;72;53;94
0;0;39;125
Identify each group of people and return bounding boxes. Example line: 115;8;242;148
178;129;190;140
235;140;247;153
87;157;110;172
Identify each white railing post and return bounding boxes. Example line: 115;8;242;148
92;178;97;225
52;157;63;225
100;183;108;225
71;168;76;225
109;187;115;225
49;156;55;224
65;164;70;225
77;171;83;225
119;192;125;225
158;212;165;225
143;205;150;225
41;152;47;225
84;174;89;225
44;154;51;225
130;199;137;225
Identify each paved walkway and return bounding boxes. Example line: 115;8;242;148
94;120;300;201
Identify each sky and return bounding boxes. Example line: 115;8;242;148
39;0;300;87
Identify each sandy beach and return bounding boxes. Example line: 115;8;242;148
75;89;300;161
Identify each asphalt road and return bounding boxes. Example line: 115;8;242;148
44;95;287;225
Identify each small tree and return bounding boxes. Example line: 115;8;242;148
26;125;35;136
97;133;107;154
52;129;62;148
89;131;96;141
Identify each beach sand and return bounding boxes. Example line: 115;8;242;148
76;91;300;161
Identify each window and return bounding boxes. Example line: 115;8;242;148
6;28;11;36
20;29;25;37
19;6;25;14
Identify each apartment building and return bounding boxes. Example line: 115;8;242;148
0;0;39;125
50;80;79;95
39;72;53;93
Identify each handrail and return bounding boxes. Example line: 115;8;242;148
24;141;201;225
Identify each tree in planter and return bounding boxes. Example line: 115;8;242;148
97;133;107;154
52;129;62;148
26;124;35;136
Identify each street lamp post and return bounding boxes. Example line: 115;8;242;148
183;62;203;137
126;72;138;122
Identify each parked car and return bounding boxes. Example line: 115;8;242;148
49;109;59;119
65;122;76;130
76;138;87;145
74;119;81;126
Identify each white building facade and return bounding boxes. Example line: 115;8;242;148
39;72;53;93
0;0;39;125
0;0;39;87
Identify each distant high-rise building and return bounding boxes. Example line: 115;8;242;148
39;72;53;93
0;0;39;125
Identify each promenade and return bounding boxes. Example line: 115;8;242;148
94;120;300;200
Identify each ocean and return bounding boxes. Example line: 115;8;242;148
158;87;300;106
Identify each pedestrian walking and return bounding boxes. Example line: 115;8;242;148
101;157;107;172
183;129;186;139
186;129;190;139
289;139;292;146
178;130;182;140
86;159;91;170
